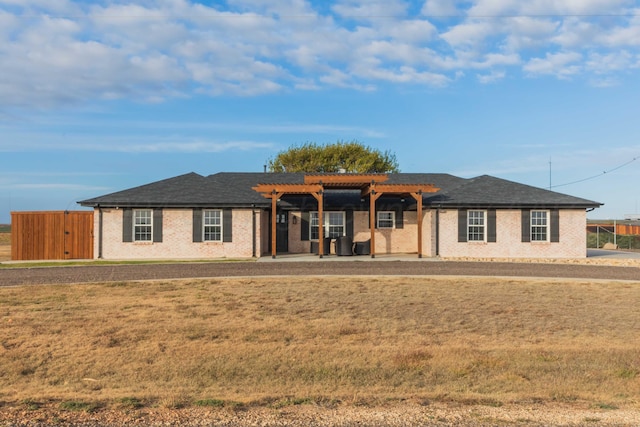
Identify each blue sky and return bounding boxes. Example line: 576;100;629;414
2;0;640;224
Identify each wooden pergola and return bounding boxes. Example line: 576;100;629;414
253;174;439;258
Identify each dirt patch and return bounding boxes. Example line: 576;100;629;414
0;401;637;426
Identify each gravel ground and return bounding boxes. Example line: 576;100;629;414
1;401;639;427
1;258;639;287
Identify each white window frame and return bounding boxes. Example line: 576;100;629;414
377;211;395;229
203;209;223;242
133;209;153;242
310;211;346;240
530;210;549;242
467;210;486;242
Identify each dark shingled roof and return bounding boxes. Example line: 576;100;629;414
78;172;602;209
433;175;601;208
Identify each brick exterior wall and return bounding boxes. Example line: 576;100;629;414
285;210;434;256
437;209;587;259
352;211;426;255
94;207;588;259
95;208;259;259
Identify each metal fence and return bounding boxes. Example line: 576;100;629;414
587;226;640;250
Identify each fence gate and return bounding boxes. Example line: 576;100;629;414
11;211;94;260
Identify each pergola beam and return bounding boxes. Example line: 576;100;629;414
361;183;438;197
252;176;439;259
252;183;324;194
304;174;388;186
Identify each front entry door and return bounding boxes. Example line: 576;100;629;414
276;211;288;253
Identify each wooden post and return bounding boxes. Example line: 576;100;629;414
370;190;375;258
318;191;324;258
271;192;277;258
412;191;423;258
369;188;382;258
270;191;282;258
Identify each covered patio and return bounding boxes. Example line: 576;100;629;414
253;174;439;259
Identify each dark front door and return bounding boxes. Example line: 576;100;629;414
276;211;288;253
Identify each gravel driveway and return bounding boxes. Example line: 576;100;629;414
1;259;639;287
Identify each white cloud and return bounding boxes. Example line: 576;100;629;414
586;51;637;74
468;0;632;16
600;14;640;47
440;19;495;47
523;51;582;78
332;0;409;19
110;140;275;153
477;70;506;83
421;0;460;17
472;52;520;68
1;0;639;109
13;183;111;191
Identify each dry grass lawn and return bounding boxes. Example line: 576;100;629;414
0;233;10;261
1;276;639;412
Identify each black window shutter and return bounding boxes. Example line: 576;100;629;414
487;209;497;242
193;209;202;242
301;212;310;241
346;210;354;237
521;210;531;242
223;209;233;242
123;209;133;242
457;209;467;242
394;205;404;229
153;209;163;242
550;209;560;242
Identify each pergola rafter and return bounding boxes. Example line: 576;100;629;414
252;175;439;259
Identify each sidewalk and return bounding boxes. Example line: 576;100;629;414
256;253;434;262
587;248;640;259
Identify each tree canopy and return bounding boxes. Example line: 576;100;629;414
267;141;400;173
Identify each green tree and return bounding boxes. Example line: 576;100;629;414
267;141;400;173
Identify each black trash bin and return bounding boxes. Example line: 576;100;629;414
311;237;332;255
336;236;353;256
354;239;370;255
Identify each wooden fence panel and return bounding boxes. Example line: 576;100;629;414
64;211;94;259
11;211;93;260
617;224;640;236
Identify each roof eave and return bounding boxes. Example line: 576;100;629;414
433;202;603;209
78;202;272;209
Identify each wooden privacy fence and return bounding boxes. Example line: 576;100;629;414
587;223;640;236
11;211;94;260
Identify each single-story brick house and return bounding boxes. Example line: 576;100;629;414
78;172;601;260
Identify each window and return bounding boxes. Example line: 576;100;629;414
327;212;345;238
377;211;395;228
310;211;346;240
467;210;486;242
531;210;548;241
133;209;152;242
203;210;222;241
309;211;320;240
